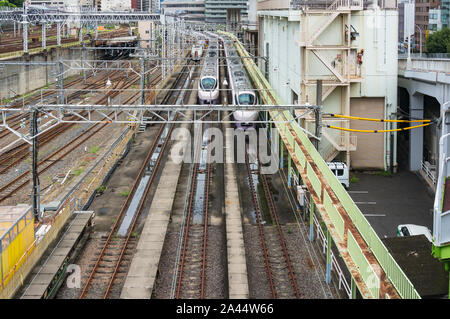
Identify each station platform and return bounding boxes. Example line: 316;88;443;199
120;150;185;299
224;126;249;298
20;211;94;299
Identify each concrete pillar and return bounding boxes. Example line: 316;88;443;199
409;93;424;171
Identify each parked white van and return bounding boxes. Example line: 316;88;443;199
327;162;349;189
397;224;432;243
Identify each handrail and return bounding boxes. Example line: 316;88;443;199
219;30;421;299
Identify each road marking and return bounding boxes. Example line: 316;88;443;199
348;191;369;194
355;201;377;205
363;214;386;217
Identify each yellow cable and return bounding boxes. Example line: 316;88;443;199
326;123;431;133
325;113;431;123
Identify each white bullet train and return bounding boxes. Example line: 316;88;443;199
191;44;203;62
222;37;259;129
197;33;219;104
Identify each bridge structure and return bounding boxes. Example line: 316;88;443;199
398;54;450;175
398;55;450;296
0;6;160;53
219;30;422;299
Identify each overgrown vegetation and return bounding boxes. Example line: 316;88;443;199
374;170;392;177
96;185;106;193
120;189;130;197
90;146;99;154
74;168;84;176
350;174;359;184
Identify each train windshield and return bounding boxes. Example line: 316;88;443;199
201;78;216;90
238;93;255;105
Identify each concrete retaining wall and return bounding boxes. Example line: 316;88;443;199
0;46;96;100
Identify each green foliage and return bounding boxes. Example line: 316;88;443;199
0;1;16;7
120;189;130;197
90;146;99;154
8;0;23;6
350;175;359;184
374;170;392;177
96;185;106;193
75;168;84;176
426;28;450;53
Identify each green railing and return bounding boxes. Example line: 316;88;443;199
324;191;345;240
219;31;421;299
348;230;380;298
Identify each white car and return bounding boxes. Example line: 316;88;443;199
396;224;432;242
327;162;349;189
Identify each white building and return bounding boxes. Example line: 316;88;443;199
429;8;444;31
398;0;415;43
258;0;399;170
101;0;131;11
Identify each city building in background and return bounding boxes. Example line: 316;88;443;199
205;0;247;24
161;0;205;22
398;0;415;45
415;0;440;51
429;7;444;30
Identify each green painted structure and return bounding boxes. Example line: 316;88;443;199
219;30;421;299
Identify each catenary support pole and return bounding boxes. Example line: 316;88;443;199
309;199;314;242
314;80;322;150
326;229;332;284
42;23;46;50
30;110;40;221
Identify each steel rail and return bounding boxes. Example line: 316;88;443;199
258;154;301;298
81;61;189;299
244;145;277;298
0;72;140;202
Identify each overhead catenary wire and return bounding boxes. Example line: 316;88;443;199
326;122;431;133
324;113;432;123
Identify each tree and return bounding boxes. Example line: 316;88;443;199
8;0;24;6
0;0;16;7
426;27;450;53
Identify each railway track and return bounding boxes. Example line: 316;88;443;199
78;61;192;299
0;28;130;54
0;71;144;204
0;69;124;142
244;144;301;299
174;115;212;299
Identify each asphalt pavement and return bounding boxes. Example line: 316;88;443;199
348;169;434;238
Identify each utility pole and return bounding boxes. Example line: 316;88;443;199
140;57;145;104
82;41;86;84
42;23;46;50
58;57;64;104
22;2;28;54
314;80;323;150
30;110;40;221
